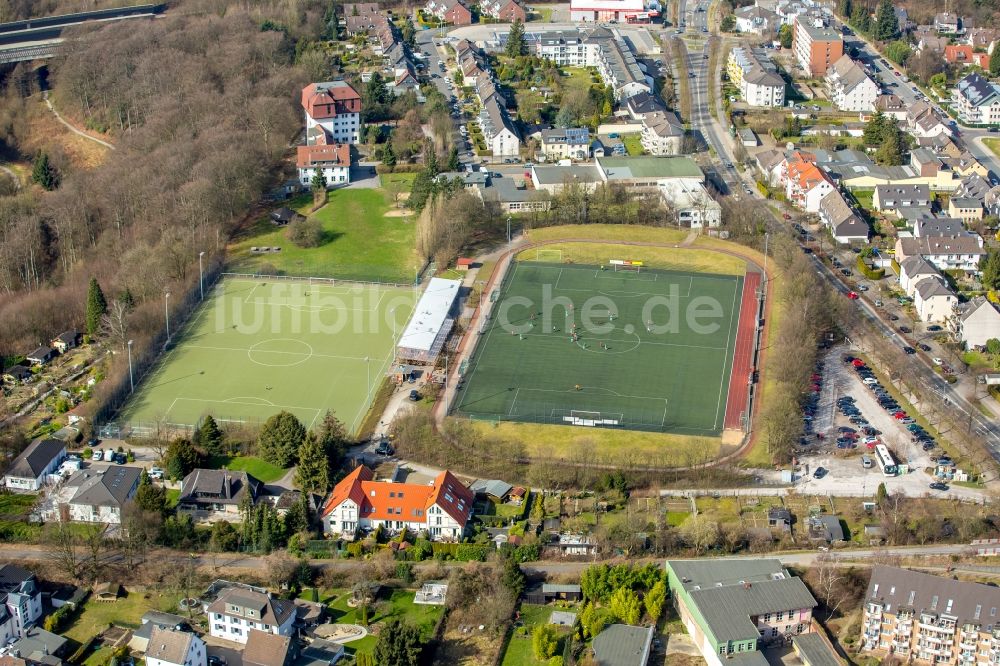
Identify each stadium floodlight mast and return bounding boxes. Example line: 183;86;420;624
365;356;371;399
164;292;171;341
506;216;511;248
127;339;134;393
198;251;205;300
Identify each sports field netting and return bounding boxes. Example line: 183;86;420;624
452;262;744;435
120;277;417;435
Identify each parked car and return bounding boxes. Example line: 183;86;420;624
91;449;103;461
927;325;942;332
898;326;911;333
104;449;116;462
929;482;949;491
932;357;943;365
813;466;827;478
903;346;916;354
409;389;421;401
375;439;395;456
148;467;164;480
918;343;931;352
847;291;859;300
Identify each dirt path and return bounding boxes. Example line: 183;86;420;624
43;92;115;150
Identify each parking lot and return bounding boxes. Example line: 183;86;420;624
795;346;976;499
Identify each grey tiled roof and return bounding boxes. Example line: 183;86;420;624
6;439;64;479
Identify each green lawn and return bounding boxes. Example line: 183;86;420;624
622;133;644;156
207;455;287;483
529;6;553;21
165;488;180;509
324;588;444;658
984;138;1000;160
230;189;421;283
501;604;571;666
0;493;37;516
63;591;183;644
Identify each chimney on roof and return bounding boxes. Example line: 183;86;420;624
225;472;231;498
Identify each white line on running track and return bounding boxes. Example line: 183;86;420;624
713;278;742;431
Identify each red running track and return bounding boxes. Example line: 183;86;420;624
724;272;761;430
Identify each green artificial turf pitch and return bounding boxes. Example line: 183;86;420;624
121;278;417;435
452;262;744;435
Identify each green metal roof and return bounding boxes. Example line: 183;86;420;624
592;624;654;666
689;578;817;643
597;156;703;180
667;558;790;592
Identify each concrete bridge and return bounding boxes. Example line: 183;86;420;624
0;4;164;63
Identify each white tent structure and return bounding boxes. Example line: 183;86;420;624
396;278;461;364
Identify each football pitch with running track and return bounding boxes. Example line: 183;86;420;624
120;277;417;435
452;261;747;435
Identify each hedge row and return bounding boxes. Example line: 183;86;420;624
857;255;885;280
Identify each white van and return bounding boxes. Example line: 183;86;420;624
861;455;873;469
103;449;116;462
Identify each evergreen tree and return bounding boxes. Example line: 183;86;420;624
401;17;416;47
505;19;526;58
608;587;641;625
446;146;460;172
164;438;204;480
980;250;1000;290
424;140;438;175
501;556;526;597
872;0;898;41
85;278;107;336
644;579;667;622
198;415;225;455
294;431;330;494
118;288;135;312
284;493;311;535
364;72;390;108
258;411;307;468
874;128;902;165
532;625;559;660
316;410;349;469
372;620;423;666
990;47;1000;76
310;170;326;191
862;110;888;145
134;472;167;515
31;152;57;190
381;142;396;167
850;3;870;34
838;0;852;18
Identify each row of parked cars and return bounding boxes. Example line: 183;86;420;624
845;355;938;452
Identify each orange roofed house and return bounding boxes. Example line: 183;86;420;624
321;467;473;541
784;152;835;213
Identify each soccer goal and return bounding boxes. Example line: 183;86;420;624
610;259;642;273
553;409;623;427
536;249;563;262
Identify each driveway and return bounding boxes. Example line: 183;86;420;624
347;165;380;187
203;636;244;666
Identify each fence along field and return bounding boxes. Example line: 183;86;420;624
452;260;745;436
118;276;416;436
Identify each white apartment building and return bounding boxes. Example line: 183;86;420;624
301;81;362;145
952;72;1000;126
0;565;43;645
862;565;1000;665
206;588;296;646
825;55;879;112
727;47;785;108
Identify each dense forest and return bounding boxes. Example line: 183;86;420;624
0;2;334;365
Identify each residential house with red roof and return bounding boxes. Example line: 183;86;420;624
480;0;527;22
425;0;472;25
784;153;834;213
321;466;473;541
296;144;351;188
301;81;362;145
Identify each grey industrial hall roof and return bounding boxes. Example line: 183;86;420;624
532;164;602;185
591;624;654;666
689;577;817;642
726;652;771;666
668;558;790;591
794;633;842;666
6;439;64;479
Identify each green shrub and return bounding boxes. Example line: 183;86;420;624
856;255;885;280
